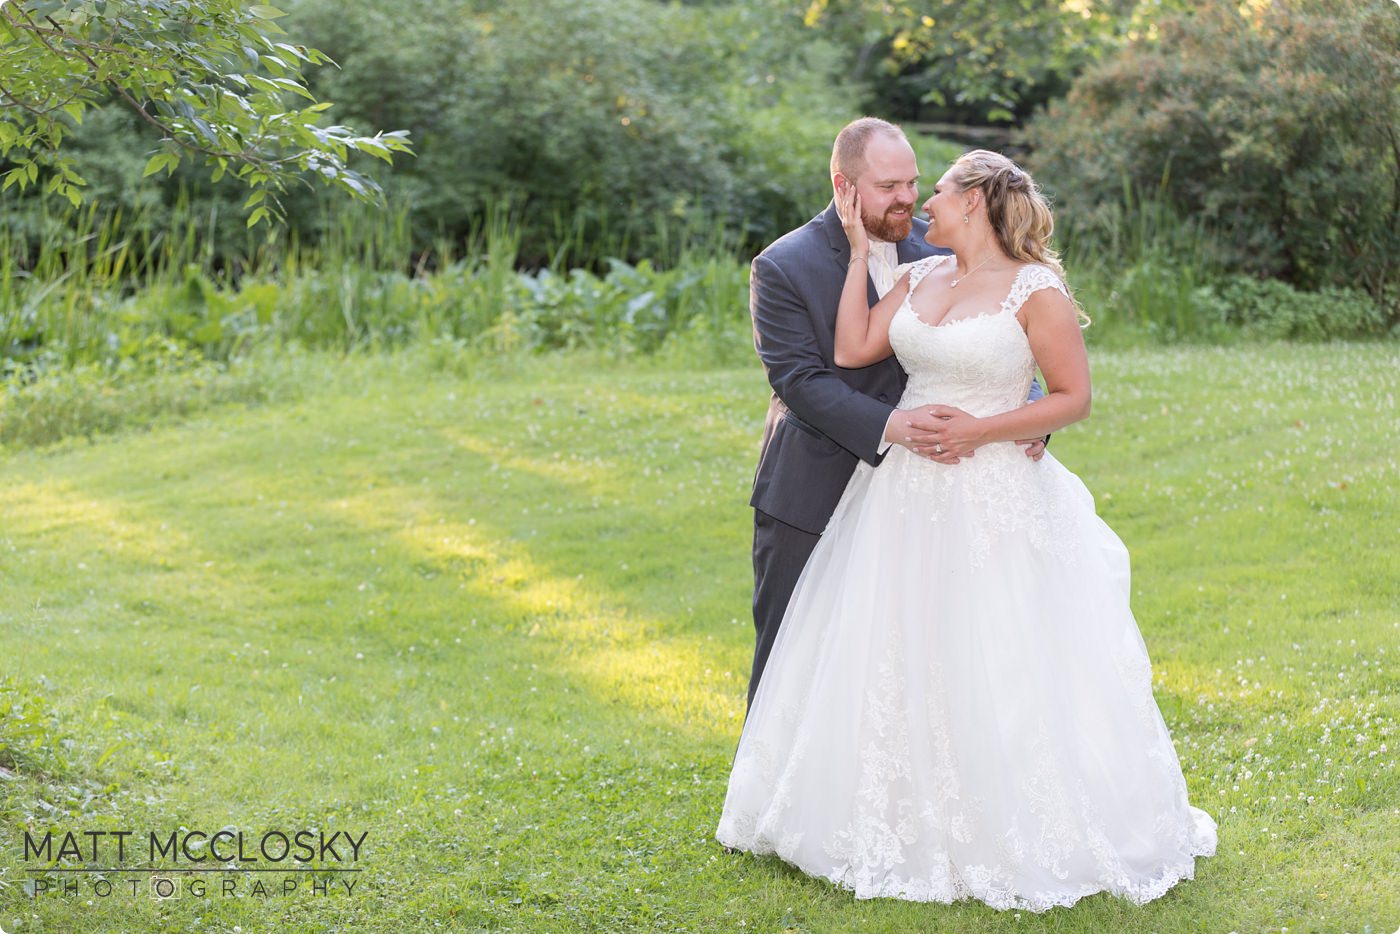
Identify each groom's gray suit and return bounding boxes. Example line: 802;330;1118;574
746;203;946;707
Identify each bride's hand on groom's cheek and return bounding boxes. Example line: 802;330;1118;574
835;182;868;252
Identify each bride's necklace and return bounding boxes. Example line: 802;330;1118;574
949;254;996;288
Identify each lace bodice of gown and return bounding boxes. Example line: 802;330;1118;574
888;257;1069;416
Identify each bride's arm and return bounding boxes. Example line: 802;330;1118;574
834;265;909;369
927;288;1091;447
831;185;909;368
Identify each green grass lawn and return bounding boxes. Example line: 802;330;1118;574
1;343;1397;932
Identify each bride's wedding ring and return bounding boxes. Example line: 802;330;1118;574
934;443;943;454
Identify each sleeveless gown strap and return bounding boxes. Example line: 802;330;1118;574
895;254;953;293
1000;264;1071;316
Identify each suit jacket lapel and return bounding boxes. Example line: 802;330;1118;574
899;222;951;265
821;202;879;308
896;230;924;265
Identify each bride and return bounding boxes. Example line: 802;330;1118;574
716;150;1217;911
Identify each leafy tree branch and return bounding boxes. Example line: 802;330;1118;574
0;0;412;223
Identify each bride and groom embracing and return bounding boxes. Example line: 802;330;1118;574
716;117;1217;911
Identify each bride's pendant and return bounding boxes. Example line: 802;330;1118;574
949;254;994;288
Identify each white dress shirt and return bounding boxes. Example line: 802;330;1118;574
867;239;899;299
868;238;902;453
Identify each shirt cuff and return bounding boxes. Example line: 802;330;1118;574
878;411;897;455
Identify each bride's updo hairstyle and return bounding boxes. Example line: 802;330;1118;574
950;150;1088;324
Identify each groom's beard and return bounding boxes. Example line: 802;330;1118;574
864;203;914;242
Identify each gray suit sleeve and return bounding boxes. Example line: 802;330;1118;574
751;252;894;466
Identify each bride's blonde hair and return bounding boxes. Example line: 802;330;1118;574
950;150;1089;325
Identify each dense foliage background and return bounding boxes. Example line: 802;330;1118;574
1;0;1396;392
1026;0;1399;298
4;0;861;266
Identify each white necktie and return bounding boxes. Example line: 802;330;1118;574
868;240;898;298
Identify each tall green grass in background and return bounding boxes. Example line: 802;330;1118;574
1062;181;1393;346
0;199;748;367
1063;181;1227;343
0;199;750;448
2;149;1396;452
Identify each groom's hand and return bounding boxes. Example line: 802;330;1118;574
886;407;969;464
1017;438;1046;461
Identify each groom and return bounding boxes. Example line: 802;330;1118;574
745;117;1042;708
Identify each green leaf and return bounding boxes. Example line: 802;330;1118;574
246;206;270;227
274;42;311;62
24;1;69;19
95;740;127;769
142;152;172;177
249;5;287;19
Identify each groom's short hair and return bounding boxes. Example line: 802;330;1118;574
831;117;907;183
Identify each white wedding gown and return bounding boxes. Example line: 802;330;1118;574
717;258;1216;911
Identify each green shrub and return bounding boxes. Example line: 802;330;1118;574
2;2;854;270
284;0;854;264
1207;276;1390;342
505;256;749;355
1071;257;1389;346
1027;0;1399;304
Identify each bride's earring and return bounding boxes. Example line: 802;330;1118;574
962;215;969;225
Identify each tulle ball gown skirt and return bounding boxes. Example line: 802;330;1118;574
717;444;1217;912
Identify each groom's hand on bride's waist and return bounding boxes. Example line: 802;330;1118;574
1013;442;1047;464
1016;438;1047;461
